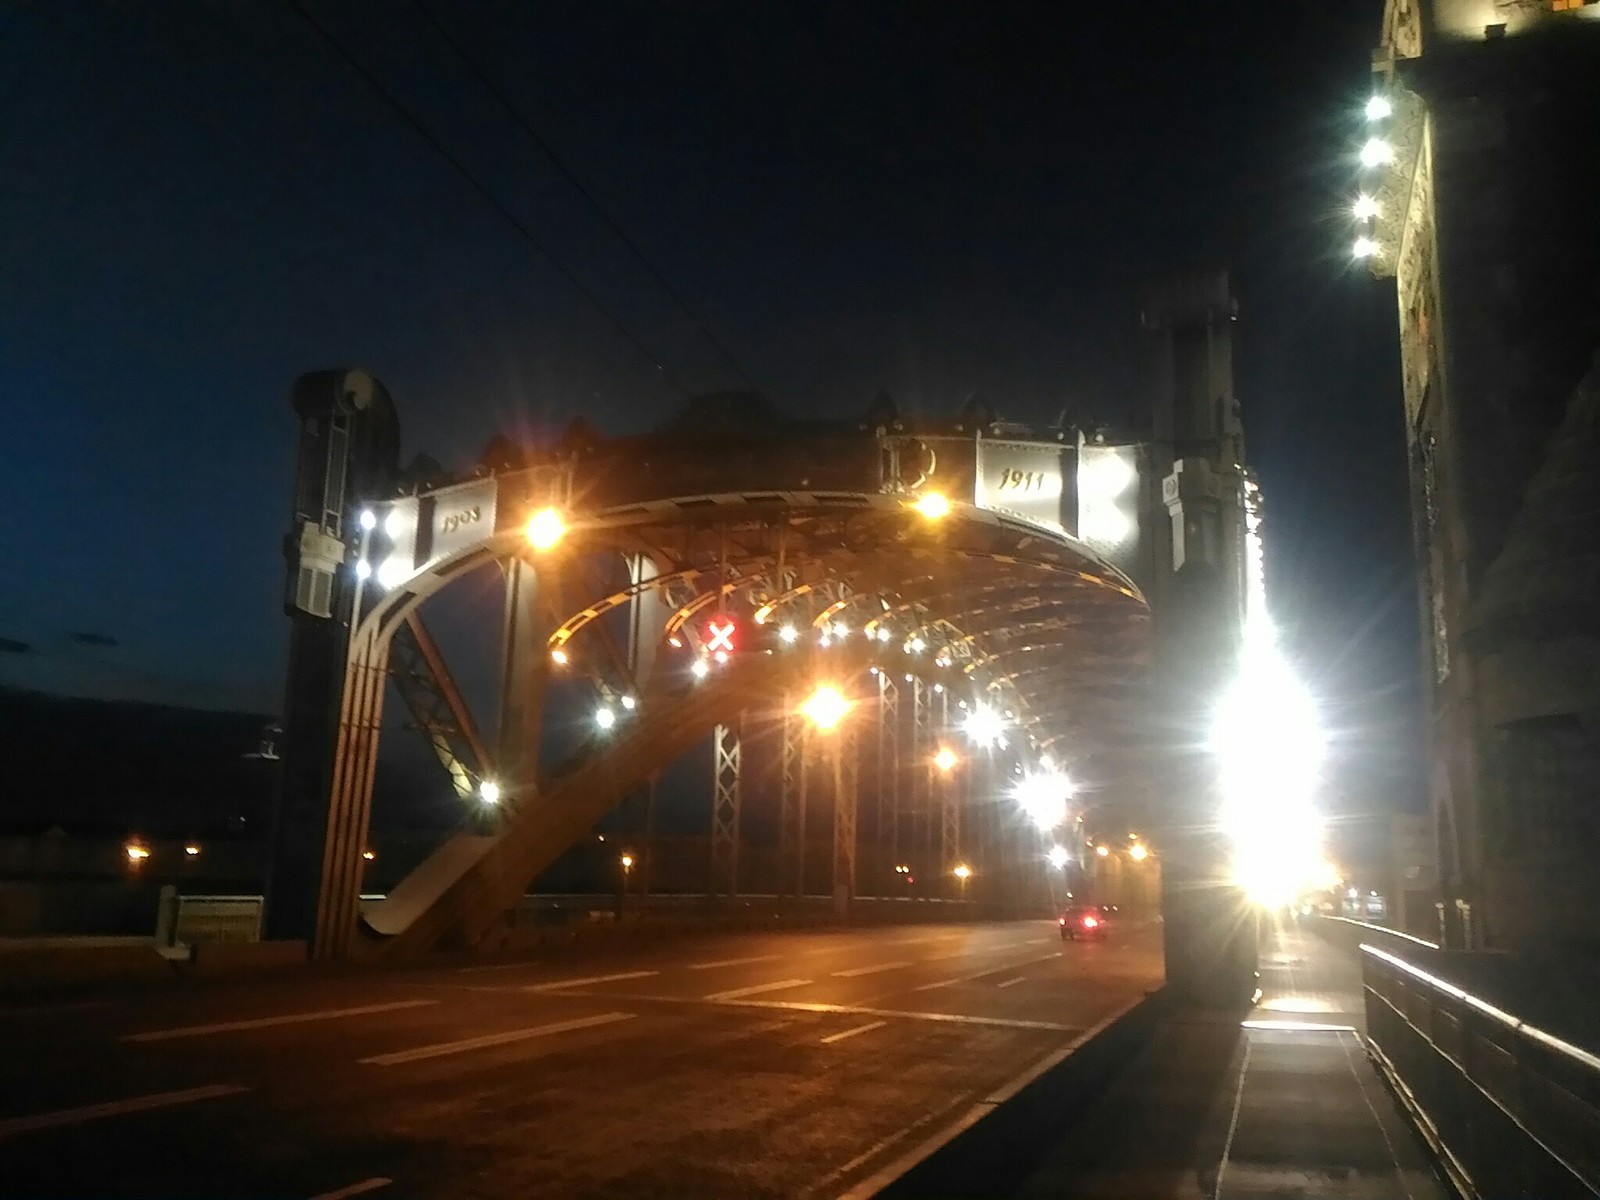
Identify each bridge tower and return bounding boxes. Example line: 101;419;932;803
1140;270;1259;1007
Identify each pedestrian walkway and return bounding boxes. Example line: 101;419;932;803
1013;921;1448;1199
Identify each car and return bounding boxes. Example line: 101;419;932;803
1059;905;1108;941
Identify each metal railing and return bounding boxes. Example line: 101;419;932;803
1361;942;1600;1199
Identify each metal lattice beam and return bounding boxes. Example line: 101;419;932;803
779;696;807;897
877;673;900;879
710;719;742;896
833;717;859;913
389;613;490;798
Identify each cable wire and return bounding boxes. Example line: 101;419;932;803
288;0;693;398
410;0;769;399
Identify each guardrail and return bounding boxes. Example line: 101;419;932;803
1361;942;1600;1199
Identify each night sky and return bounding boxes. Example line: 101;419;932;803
1;3;1421;823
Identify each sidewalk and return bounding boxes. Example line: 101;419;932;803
1012;921;1449;1199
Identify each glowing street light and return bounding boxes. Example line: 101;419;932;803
184;843;201;857
778;624;799;645
479;780;502;805
1353;236;1380;260
1359;137;1394;168
1365;94;1392;121
911;491;951;520
1129;842;1150;862
933;746;959;773
952;864;972;880
362;849;376;862
358;509;377;531
526;506;567;551
620;853;635;872
962;703;1008;749
690;658;710;680
1012;770;1073;832
595;706;617;731
550;647;569;666
1353;194;1380;220
1095;844;1111;858
124;841;150;863
800;685;850;731
907;636;926;654
1047;844;1070;870
620;695;637;711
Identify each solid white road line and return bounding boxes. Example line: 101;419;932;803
686;954;782;971
820;1020;888;1045
524;970;659;992
832;960;913;978
997;976;1026;989
703;978;812;1001
0;1084;249;1140
124;1000;438;1042
360;1012;635;1066
309;1177;392;1200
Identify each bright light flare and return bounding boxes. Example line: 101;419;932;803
124;842;150;862
550;647;569;666
691;658;710;679
800;685;850;731
358;509;377;531
1359;137;1393;168
1213;632;1327;908
621;695;637;711
1365;95;1392;121
952;864;972;880
184;843;201;857
933;746;959;772
1353;194;1379;220
911;492;951;520
1129;843;1149;862
1353;236;1380;260
620;853;635;870
526;507;567;551
1095;844;1110;858
778;624;799;645
1047;844;1070;870
479;780;501;805
962;703;1008;749
1012;770;1073;832
375;556;410;590
595;706;616;731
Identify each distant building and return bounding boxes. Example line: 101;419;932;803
1367;1;1600;950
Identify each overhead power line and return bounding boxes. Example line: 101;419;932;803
288;0;693;398
410;0;770;399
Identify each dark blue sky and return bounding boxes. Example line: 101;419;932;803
0;2;1419;806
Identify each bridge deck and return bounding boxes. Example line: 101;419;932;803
0;918;1160;1197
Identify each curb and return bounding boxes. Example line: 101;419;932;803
844;987;1168;1199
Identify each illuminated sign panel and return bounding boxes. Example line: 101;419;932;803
974;440;1066;533
704;616;738;655
1076;442;1141;578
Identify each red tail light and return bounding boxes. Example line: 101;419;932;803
1083;916;1099;928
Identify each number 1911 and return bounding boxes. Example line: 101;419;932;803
997;469;1048;492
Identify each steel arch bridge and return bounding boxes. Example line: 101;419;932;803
269;382;1155;962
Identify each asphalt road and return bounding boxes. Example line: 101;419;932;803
0;918;1162;1199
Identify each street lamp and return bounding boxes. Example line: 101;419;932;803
933;746;959;773
1129;842;1149;862
1095;844;1110;858
479;780;501;805
526;506;566;551
1047;844;1070;870
800;684;849;731
910;492;951;520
